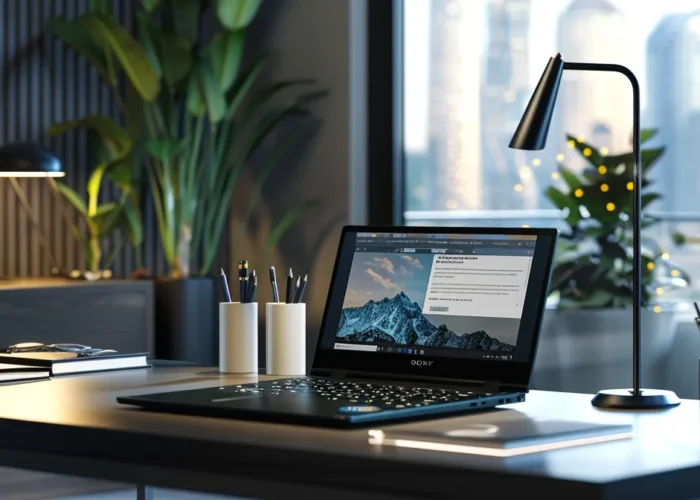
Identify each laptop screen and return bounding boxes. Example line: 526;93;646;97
331;231;537;362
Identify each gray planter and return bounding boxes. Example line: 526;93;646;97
531;308;678;394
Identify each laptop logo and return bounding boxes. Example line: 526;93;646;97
411;360;433;367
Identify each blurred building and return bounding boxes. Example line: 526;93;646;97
646;12;700;212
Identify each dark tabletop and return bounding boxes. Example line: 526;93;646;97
0;365;697;499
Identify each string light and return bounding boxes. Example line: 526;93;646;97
626;181;633;191
600;146;609;155
656;287;664;296
583;148;592;157
598;165;607;174
556;153;565;162
600;183;609;192
606;202;615;211
653;305;662;314
574;188;584;198
519;166;532;179
671;269;680;277
577;136;585;143
551;172;560;180
661;252;670;260
514;184;523;192
647;262;655;271
521;224;530;228
567;139;576;148
532;158;541;167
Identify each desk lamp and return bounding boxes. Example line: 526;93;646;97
0;142;65;274
509;53;680;410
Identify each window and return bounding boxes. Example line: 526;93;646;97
397;0;700;293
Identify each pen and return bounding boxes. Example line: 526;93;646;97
292;276;301;303
238;260;249;303
269;267;280;303
286;268;294;304
246;270;257;303
249;272;258;303
694;302;700;333
295;274;308;304
220;268;232;302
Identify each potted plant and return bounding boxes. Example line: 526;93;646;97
532;130;691;393
49;0;320;364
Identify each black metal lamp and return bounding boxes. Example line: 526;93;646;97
0;142;65;274
510;53;681;410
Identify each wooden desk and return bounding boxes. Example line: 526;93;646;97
0;365;697;499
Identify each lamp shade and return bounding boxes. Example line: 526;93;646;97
0;142;63;178
509;53;565;151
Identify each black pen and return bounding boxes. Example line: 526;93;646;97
238;260;249;303
694;302;700;333
295;274;308;304
286;268;294;304
292;276;301;303
269;267;280;303
249;272;258;303
246;270;257;303
220;268;232;302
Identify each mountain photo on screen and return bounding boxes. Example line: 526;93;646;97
336;252;521;352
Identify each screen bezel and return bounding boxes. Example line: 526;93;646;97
312;225;558;387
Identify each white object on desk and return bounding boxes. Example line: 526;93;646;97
219;302;258;374
266;303;306;376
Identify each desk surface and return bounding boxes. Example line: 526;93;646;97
0;366;698;499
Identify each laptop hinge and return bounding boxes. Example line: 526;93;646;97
330;369;347;380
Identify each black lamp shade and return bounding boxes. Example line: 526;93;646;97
0;142;64;178
509;54;565;151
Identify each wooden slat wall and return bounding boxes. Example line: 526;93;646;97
0;0;172;279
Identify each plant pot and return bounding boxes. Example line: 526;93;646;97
531;308;679;394
154;277;216;365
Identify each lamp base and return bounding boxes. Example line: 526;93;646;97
591;388;680;410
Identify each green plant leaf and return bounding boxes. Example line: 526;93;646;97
170;0;199;45
72;226;93;268
136;11;163;80
48;115;132;160
146;138;187;160
199;59;227;123
263;200;320;262
86;163;110;215
225;53;267;119
57;184;88;215
558;165;583;191
106;160;134;192
215;0;261;31
210;31;245;93
641;147;665;171
642;193;661;209
566;134;603;168
186;65;206;117
49;17;115;87
89;0;112;14
141;0;161;12
123;201;144;247
90;202;122;237
80;13;160;101
160;33;192;87
545;186;580;227
640;129;658;144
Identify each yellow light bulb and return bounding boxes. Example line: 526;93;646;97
661;252;670;260
532;158;541;166
653;305;662;314
551;172;560;180
567;140;576;149
598;165;607;174
577;136;585;143
656;287;664;296
647;262;655;271
600;183;609;192
521;224;530;228
606;202;615;211
556;153;565;162
514;184;523;192
583;148;592;157
626;181;633;191
574;188;584;198
600;146;609;155
671;269;680;277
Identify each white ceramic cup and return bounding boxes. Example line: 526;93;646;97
266;303;306;376
219;302;258;374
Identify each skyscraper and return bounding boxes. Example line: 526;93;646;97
553;0;632;171
646;12;700;212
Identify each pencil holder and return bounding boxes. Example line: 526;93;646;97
266;303;306;376
219;302;258;374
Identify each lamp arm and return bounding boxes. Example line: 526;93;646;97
563;61;642;395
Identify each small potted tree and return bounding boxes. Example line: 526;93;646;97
533;130;690;393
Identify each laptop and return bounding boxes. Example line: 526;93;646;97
118;226;558;428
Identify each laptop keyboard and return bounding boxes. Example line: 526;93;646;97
224;377;486;409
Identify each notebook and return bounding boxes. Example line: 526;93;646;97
0;352;150;376
0;365;50;383
368;418;633;457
